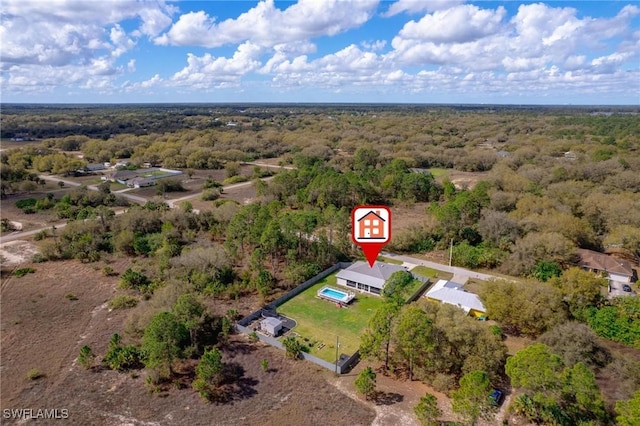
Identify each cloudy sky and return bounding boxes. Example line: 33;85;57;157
1;0;639;104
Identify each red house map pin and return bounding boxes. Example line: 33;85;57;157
351;206;392;267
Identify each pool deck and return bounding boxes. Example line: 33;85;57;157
317;286;355;306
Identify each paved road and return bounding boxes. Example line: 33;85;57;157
381;251;502;283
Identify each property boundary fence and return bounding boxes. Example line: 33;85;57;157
406;275;431;303
235;261;425;374
236;262;356;374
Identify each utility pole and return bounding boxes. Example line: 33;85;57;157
449;238;453;267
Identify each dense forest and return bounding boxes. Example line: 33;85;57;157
1;104;639;424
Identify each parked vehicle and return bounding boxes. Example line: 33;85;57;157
489;389;503;406
623;284;632;292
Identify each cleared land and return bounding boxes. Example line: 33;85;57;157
0;259;375;426
277;273;384;362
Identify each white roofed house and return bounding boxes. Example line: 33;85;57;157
425;280;487;318
336;261;409;295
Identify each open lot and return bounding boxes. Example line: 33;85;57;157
0;259;375;426
277;273;384;363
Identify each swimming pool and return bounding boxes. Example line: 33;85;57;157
317;286;355;305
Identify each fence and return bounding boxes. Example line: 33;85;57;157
406;275;432;303
237;320;354;374
235;261;424;375
265;262;351;310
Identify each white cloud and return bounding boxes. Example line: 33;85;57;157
155;0;379;48
0;0;174;94
384;0;465;17
361;40;387;51
395;5;506;44
168;42;263;90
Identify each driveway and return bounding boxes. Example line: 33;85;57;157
608;280;636;299
381;251;501;283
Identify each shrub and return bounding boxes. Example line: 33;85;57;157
15;198;37;209
201;188;220;201
108;295;138;309
27;368;44;380
13;267;36;277
78;345;95;369
102;266;118;276
65;293;78;301
118;268;150;291
33;229;49;241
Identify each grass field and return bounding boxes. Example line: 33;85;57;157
277;273;384;362
427;168;449;178
376;255;403;265
410;265;454;281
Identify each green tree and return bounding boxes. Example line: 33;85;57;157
616;391;640;426
261;358;269;372
451;370;494;425
531;260;562;282
282;336;304;359
382;270;415;307
142;312;189;378
393;305;433;380
192;347;225;401
173;293;205;346
562;362;606;422
505;344;564;396
354;366;377;400
78;345;95;369
360;303;399;371
414;393;441;426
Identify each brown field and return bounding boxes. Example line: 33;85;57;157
0;259;377;426
0;189;71;235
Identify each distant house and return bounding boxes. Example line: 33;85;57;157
260;317;282;336
564;151;578;160
336;261;409;295
85;163;106;172
106;170;139;184
128;177;155;188
425;280;486;317
577;249;634;283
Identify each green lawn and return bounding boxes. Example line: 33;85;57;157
376;255;403;265
277;273;384;362
410;265;454;281
427;167;450;178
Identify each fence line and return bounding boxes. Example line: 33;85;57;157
406;276;432;303
236;261;424;375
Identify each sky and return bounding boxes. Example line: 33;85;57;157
1;0;639;105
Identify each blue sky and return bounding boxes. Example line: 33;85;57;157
1;0;639;104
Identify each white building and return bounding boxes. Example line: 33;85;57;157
336;261;409;295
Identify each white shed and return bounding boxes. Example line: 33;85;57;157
261;317;283;336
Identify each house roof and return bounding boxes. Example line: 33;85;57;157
577;249;633;277
112;170;139;181
425;279;486;313
261;317;282;328
357;210;385;222
336;261;408;289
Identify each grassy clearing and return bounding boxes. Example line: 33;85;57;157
277;273;384;362
376;255;403;265
427;168;450;178
410;265;453;281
